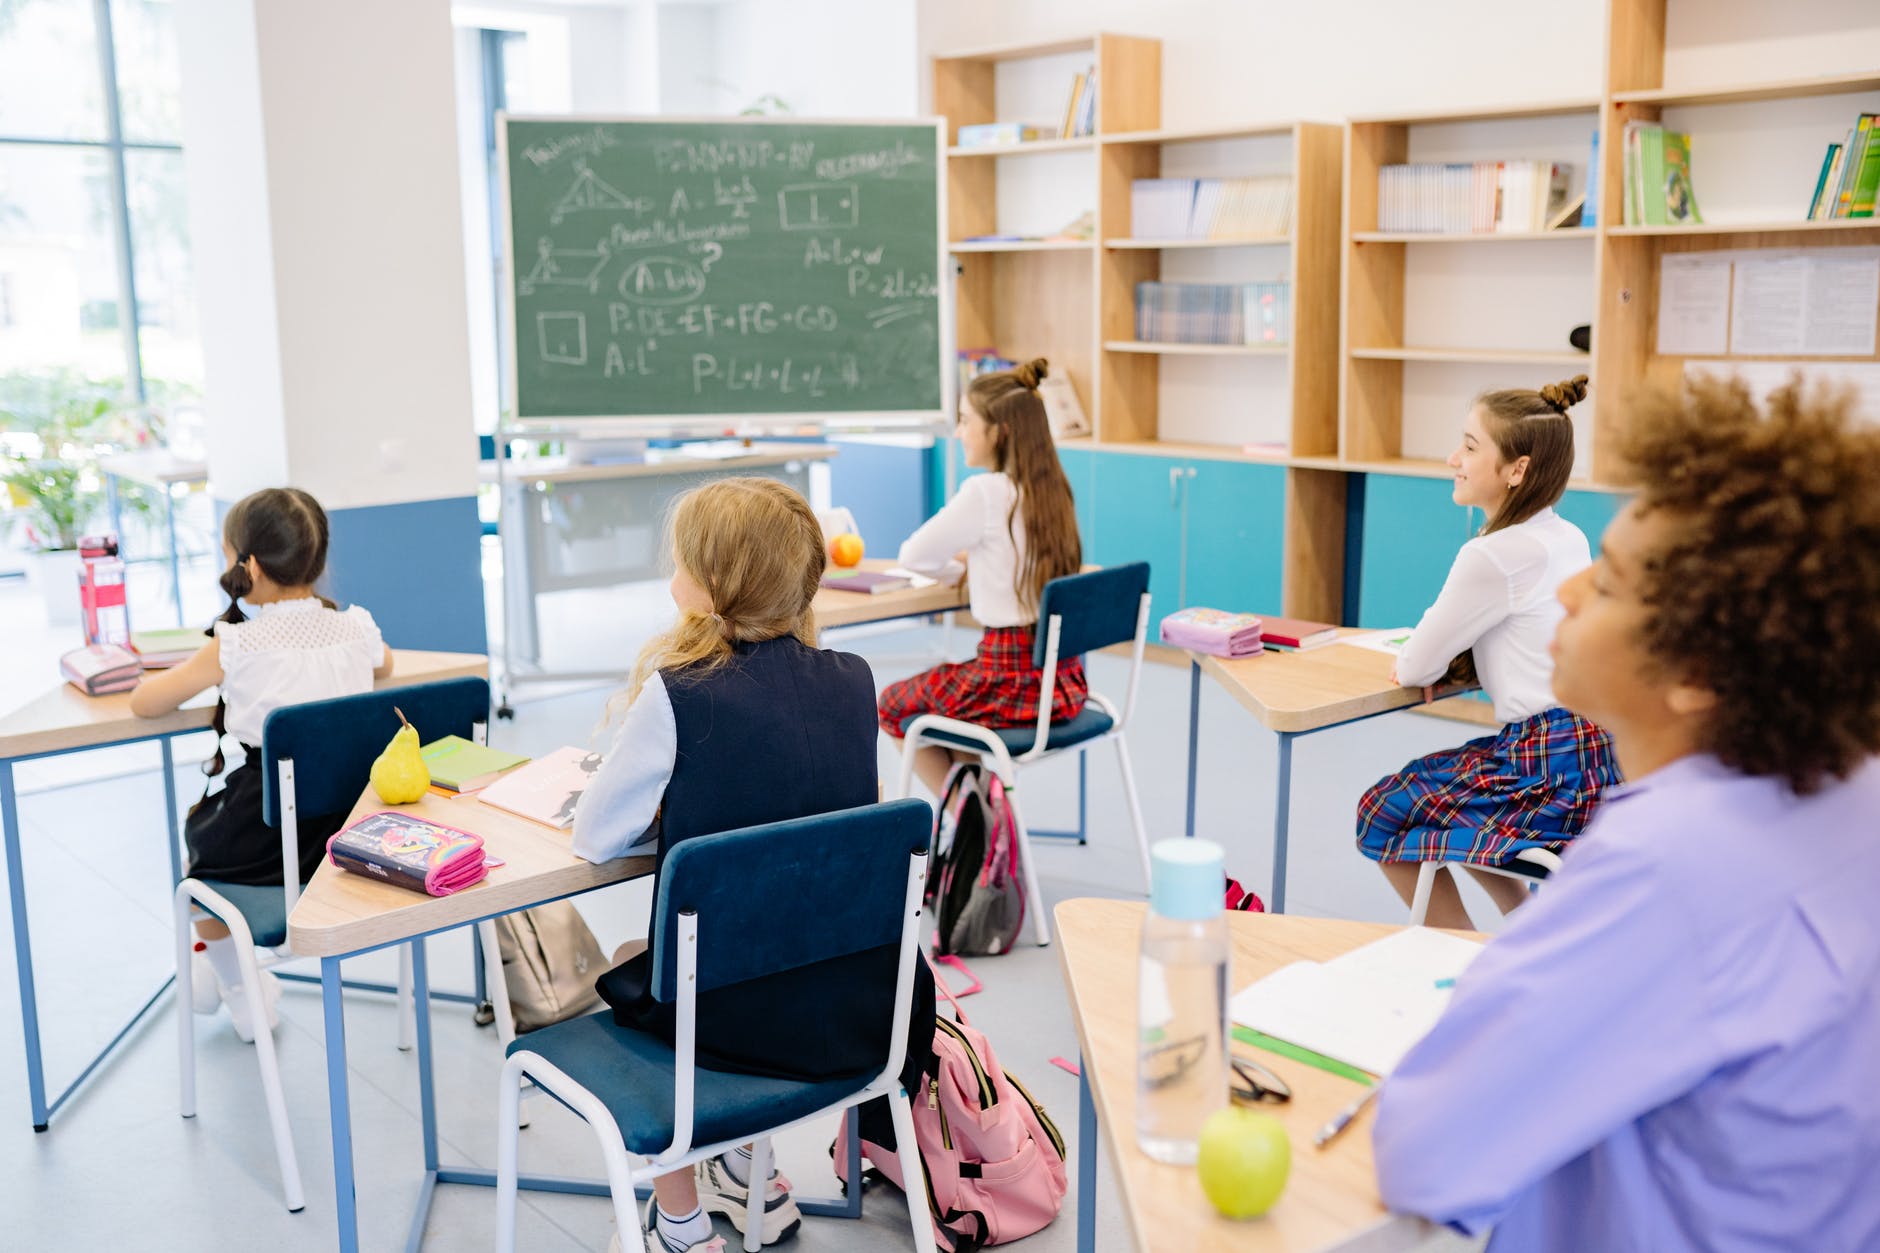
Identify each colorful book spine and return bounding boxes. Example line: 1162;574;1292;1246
1849;114;1880;218
1377;160;1572;233
956;122;1046;148
1807;143;1842;219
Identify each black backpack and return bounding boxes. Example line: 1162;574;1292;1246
927;763;1026;956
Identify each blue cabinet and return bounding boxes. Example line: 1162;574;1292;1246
1089;451;1186;623
1355;475;1472;629
1558;488;1620;556
1057;445;1095;549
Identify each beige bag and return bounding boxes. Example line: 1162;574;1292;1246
493;903;606;1033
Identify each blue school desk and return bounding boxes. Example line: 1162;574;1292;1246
1180;639;1465;912
0;650;487;1130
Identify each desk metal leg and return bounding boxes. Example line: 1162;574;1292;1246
1270;732;1294;915
406;939;441;1253
2;761;49;1130
161;739;183;885
165;484;184;626
1077;1056;1096;1253
1184;660;1201;839
322;956;360;1253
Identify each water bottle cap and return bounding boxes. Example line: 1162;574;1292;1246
1150;838;1224;921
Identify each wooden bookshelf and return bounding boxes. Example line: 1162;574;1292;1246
1348;347;1590;366
948;240;1095;252
1352;229;1596;243
1104;236;1292;249
946;137;1098;157
1610;70;1880;108
1103;340;1290;356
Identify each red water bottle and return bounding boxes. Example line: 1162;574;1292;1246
77;533;131;648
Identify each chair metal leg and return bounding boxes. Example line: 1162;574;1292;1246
495;1054;525;1253
396;943;414;1052
1005;785;1053;947
479;919;530;1128
743;1138;773;1252
1408;863;1440;927
234;929;304;1212
1111;736;1154;891
890;1087;939;1253
174;887;197;1119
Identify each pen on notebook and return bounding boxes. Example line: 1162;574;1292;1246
1315;1084;1381;1149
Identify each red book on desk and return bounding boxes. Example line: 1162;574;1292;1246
1259;616;1339;651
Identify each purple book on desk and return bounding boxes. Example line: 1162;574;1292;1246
820;570;911;595
1159;608;1265;658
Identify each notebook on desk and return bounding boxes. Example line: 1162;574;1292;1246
1229;927;1484;1076
476;746;603;829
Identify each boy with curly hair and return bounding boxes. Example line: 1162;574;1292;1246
1370;374;1880;1251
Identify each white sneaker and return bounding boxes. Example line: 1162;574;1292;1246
696;1154;802;1245
638;1200;728;1252
221;970;282;1044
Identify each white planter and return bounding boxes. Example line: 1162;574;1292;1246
25;548;84;627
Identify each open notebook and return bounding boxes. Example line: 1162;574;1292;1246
1229;927;1484;1077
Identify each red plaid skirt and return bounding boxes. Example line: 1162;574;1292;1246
878;625;1087;736
1356;705;1620;868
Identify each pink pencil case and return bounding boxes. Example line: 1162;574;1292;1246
327;811;489;896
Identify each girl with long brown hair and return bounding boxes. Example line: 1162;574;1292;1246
1355;375;1621;929
879;358;1086;795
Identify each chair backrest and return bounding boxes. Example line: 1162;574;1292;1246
648;799;932;1002
260;676;491;825
1033;562;1151;667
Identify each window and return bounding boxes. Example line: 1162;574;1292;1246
0;0;198;404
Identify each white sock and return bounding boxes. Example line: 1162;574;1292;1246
720;1145;753;1188
655;1204;711;1252
201;936;245;990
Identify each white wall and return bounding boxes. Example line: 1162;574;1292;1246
712;0;918;117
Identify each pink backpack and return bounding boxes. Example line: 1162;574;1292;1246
836;974;1067;1250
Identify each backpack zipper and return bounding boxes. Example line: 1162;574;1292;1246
935;1018;995;1110
1001;1069;1066;1159
931;1079;954;1150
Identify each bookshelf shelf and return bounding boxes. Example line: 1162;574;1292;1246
1352;229;1596;244
1346;99;1600;126
1104;236;1291;249
1100;122;1302;144
932;37;1096;63
948;239;1095;253
1349;347;1590;366
1605;219;1880;237
1611;70;1880;108
1104;340;1291;356
947;138;1098;157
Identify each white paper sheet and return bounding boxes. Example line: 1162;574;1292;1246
1686;359;1880;429
1801;254;1880;356
1657;254;1732;356
1728;251;1880;357
1730;255;1809;355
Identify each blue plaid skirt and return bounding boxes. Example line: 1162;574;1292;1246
1356;705;1620;868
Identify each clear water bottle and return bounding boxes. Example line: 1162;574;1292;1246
1137;838;1230;1165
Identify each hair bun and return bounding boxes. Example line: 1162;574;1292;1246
1013;358;1049;391
1539;374;1589;413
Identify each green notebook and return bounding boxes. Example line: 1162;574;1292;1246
419;736;530;792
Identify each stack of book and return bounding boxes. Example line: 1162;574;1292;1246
419;735;530;793
1134;281;1291;346
1807;113;1880;220
1377;161;1574;233
1059;66;1097;138
1620;124;1700;226
1129;176;1294;239
1159;608;1265;658
129;626;202;669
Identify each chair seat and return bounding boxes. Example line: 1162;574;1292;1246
511;1011;876;1156
901;703;1114;756
195;880;289;949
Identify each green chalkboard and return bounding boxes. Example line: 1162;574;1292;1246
501;116;944;422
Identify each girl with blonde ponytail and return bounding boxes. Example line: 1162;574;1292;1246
880;358;1086;796
573;476;915;1253
1355;375;1621;930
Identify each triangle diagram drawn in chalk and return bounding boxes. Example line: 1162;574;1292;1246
551;161;634;224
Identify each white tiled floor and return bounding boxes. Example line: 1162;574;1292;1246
1;555;1502;1251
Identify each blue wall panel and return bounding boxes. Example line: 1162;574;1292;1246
827;438;932;555
1355;475;1472;629
325;496;488;655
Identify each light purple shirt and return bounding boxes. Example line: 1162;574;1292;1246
1373;753;1880;1252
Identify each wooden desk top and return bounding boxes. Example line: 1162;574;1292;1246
1196;633;1444;735
0;650;489;761
98;448;209;486
486;444;837;486
287;785;652;957
812;558;969;630
1056;899;1439;1252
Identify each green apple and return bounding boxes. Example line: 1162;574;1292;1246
1196;1106;1291;1219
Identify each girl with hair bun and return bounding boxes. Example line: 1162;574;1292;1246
879;358;1086;795
130;487;391;1042
1354;374;1621;929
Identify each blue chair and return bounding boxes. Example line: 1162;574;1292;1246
173;676;491;1212
895;563;1153;946
496;800;936;1253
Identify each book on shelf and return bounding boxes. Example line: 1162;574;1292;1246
419;735;531;793
129;626;202;668
1134;281;1291;346
820;569;912;596
1257;616;1338;651
1621;123;1700;227
326;811;488;897
1582;131;1599;228
1129;176;1294;240
1038;374;1090;440
1059;70;1087;138
477;745;604;830
1376;161;1572;234
1835;114;1880;218
956;122;1049;149
1810;143;1846;219
60;643;141;695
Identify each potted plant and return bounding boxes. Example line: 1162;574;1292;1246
1;373;160;626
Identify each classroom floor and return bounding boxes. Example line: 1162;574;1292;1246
0;557;1499;1252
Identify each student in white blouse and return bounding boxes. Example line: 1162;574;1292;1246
132;488;389;1041
1355;376;1621;930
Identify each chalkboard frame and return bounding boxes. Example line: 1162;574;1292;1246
497;113;950;433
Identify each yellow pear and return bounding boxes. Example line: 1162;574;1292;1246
370;707;430;804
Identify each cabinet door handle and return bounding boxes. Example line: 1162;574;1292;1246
1169;465;1182;506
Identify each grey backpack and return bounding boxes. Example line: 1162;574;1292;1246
492;902;606;1033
